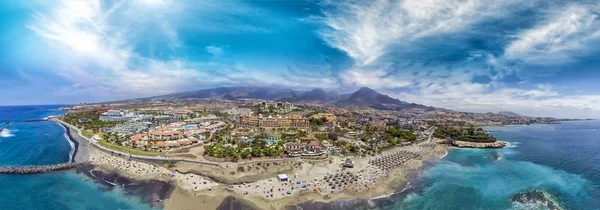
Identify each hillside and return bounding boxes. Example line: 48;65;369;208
141;86;434;111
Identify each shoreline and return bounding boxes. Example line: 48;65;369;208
53;117;450;209
51;118;89;163
58;121;77;163
164;142;449;210
74;163;175;208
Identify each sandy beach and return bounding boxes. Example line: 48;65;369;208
164;141;448;210
55;117;448;210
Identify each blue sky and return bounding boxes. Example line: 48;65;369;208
1;0;600;118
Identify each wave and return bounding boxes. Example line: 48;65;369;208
58;123;75;163
43;115;61;120
506;142;521;148
0;128;15;137
104;180;117;186
439;150;449;159
370;193;394;200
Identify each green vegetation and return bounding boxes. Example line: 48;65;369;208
434;126;496;142
204;139;284;161
81;129;96;138
386;126;416;143
63;111;118;132
98;139;163;156
309;117;327;127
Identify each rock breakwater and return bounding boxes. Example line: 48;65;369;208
0;162;89;174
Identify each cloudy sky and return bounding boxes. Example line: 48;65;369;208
1;0;600;118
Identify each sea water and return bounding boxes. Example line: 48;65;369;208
391;120;600;209
0;105;155;210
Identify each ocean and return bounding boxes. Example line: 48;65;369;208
0;105;155;210
387;120;600;210
2;105;599;210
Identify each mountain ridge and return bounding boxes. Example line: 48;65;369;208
498;111;533;119
140;86;434;111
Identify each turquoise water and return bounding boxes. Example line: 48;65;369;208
392;120;600;209
0;105;155;210
3;106;599;209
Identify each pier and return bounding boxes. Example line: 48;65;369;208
0;162;89;174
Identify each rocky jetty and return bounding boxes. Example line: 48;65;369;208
0;162;89;174
451;140;507;148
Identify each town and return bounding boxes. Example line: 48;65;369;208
61;98;561;161
54;97;576;209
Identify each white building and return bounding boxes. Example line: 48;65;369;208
227;108;253;116
112;121;149;135
100;110;137;121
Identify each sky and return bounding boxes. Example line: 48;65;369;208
1;0;600;118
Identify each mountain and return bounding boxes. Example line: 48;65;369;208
146;87;301;101
296;88;339;102
498;111;533;119
142;86;434;111
335;87;432;111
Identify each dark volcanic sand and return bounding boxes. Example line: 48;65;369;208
75;164;174;207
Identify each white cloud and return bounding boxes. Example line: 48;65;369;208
205;45;224;57
317;0;600;118
318;0;527;66
340;68;412;89
504;4;600;65
388;81;600;118
26;0;339;100
23;0;600;118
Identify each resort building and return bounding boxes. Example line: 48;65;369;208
283;140;325;157
173;110;194;118
206;121;227;131
258;101;295;111
99;110;137;121
112;121;149;135
185;115;220;124
148;130;182;140
238;114;309;130
227;108;253;116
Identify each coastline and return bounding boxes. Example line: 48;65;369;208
164;142;449;210
52;116;451;210
50;118;89;163
52;118;176;208
451;140;508;148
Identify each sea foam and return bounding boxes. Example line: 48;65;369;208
0;129;14;137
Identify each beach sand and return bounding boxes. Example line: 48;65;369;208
163;141;448;210
58;117;448;210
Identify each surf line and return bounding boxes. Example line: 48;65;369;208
56;121;77;163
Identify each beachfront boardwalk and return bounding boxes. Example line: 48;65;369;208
0;162;89;174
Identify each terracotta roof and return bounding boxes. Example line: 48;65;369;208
155;141;166;147
165;141;179;147
176;139;192;145
149;130;181;136
130;134;147;142
188;137;199;142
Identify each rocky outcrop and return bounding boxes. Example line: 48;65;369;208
511;189;563;210
451;140;507;148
